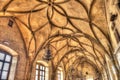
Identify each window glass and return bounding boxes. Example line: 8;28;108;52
42;71;45;75
43;67;45;70
40;66;42;70
3;63;10;71
58;70;61;80
0;62;3;70
57;68;63;80
0;53;5;60
40;77;42;80
36;65;39;69
36;70;38;75
1;71;8;79
36;76;38;80
42;77;44;80
5;55;11;62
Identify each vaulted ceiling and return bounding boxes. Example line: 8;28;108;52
0;0;112;73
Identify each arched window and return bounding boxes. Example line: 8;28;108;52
57;70;62;80
0;51;12;80
57;67;63;80
0;44;18;80
35;63;48;80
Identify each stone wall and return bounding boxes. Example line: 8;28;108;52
104;1;120;79
105;0;120;49
0;17;27;80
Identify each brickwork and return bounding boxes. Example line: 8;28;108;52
0;17;27;80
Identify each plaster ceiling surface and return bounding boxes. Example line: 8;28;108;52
0;0;112;71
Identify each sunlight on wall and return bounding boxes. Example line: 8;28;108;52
87;79;93;80
86;76;93;80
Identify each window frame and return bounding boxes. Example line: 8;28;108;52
0;50;12;80
35;63;46;80
57;70;62;80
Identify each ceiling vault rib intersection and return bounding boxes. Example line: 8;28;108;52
0;0;112;74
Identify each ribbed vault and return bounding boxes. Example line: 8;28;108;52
0;0;113;79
